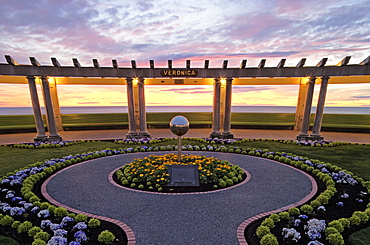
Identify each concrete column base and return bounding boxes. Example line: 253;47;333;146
47;135;62;142
34;136;48;142
126;132;151;139
210;133;234;139
296;135;324;141
309;135;324;141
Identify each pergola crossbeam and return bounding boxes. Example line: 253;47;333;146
337;56;351;66
5;55;19;66
93;59;100;68
360;56;370;65
30;57;41;66
296;58;306;68
72;58;81;68
51;57;61;67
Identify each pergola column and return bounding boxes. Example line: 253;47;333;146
294;78;309;131
48;77;63;131
297;76;316;141
210;78;222;138
222;77;233;138
311;76;330;140
27;76;47;141
126;77;137;138
40;76;62;141
137;77;150;138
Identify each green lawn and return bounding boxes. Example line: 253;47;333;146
1;113;369;131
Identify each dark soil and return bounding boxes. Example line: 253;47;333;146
244;170;370;244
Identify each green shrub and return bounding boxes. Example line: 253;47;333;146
288;207;300;217
33;231;50;241
54;207;68;217
338;218;350;229
325;227;340;237
260;233;278;245
17;221;33;233
329;220;344;233
353;211;369;224
225;178;233;186
278;212;290;220
88;218;101;228
349;215;361;226
269;214;280;223
0;215;14;226
256;225;270;238
219;180;226;187
28;226;42;237
32;239;47;245
300;204;313;215
98;230;116;244
11;221;21;229
39;202;50;209
75;214;88;223
261;218;275;229
326;232;344;245
310;200;321;208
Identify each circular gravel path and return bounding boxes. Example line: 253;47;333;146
43;152;316;245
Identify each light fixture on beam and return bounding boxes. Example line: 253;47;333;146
186;60;191;69
51;57;61;67
296;58;306;67
168;60;172;69
316;58;328;67
150;60;154;69
258;59;266;68
5;55;19;65
360;56;370;65
112;60;118;68
240;60;247;69
30;57;41;66
222;60;228;69
277;59;286;68
93;59;100;68
204;60;209;69
73;58;81;67
337;56;351;66
131;60;137;69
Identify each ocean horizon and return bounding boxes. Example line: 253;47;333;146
1;106;370;115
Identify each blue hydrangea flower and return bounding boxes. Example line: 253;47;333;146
38;209;51;218
60;216;74;226
50;223;62;231
10;207;26;216
47;235;67;245
31;206;40;213
41;220;52;229
54;229;68;237
74;230;88;242
73;222;87;230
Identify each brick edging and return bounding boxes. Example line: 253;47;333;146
41;163;136;245
236;161;318;245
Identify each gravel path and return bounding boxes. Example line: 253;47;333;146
45;152;314;245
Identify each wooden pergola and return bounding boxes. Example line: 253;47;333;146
1;55;369;140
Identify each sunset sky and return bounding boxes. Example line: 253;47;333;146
0;0;369;108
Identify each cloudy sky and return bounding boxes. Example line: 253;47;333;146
0;0;369;108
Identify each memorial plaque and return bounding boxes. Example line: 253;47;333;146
167;165;199;187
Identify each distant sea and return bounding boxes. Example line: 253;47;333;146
1;106;370;115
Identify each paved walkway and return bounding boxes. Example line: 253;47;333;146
43;152;315;245
0;128;369;144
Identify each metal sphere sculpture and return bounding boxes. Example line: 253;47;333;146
170;116;189;162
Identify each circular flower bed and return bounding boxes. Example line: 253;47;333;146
115;153;246;193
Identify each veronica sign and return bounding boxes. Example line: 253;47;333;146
160;69;198;77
